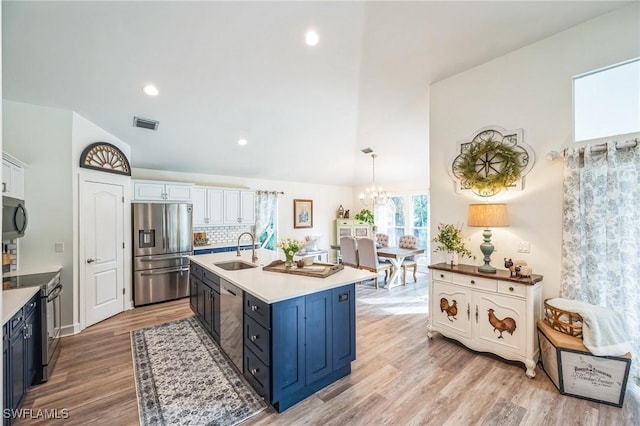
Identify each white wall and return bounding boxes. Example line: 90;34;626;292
132;168;353;259
429;4;640;300
2;101;75;324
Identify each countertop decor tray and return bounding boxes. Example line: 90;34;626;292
262;261;344;278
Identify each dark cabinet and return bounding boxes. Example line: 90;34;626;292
190;261;220;343
243;283;356;412
3;293;40;425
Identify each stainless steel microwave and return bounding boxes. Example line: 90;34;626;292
2;196;28;239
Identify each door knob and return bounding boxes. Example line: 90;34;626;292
87;258;100;263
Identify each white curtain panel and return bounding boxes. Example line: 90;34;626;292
254;191;279;249
562;141;640;384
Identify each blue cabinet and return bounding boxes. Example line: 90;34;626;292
3;293;40;425
243;283;356;412
190;261;220;343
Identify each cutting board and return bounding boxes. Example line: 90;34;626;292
262;260;344;278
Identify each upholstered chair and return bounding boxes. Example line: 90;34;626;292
339;236;359;268
357;237;392;289
376;233;389;247
398;235;418;284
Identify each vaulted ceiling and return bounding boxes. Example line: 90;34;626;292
2;1;630;186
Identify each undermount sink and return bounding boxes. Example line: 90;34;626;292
214;260;257;271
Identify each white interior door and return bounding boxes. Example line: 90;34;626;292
83;180;125;327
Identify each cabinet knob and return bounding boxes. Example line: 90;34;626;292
251;305;259;312
250;335;258;342
470;280;475;284
509;286;514;292
440;274;444;278
249;368;258;375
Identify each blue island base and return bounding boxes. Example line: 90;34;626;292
273;364;351;413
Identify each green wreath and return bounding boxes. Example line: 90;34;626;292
454;139;522;196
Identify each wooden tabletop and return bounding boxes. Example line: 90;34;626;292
377;247;425;259
428;262;543;285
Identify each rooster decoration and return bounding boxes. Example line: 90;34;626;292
487;308;517;338
440;298;458;322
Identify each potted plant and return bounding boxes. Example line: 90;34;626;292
432;223;473;265
354;209;374;225
277;238;303;268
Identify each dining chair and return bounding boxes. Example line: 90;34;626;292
357;237;392;289
339;236;359;268
375;233;389;247
398;235;418;285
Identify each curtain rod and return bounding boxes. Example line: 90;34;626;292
546;138;638;160
256;190;284;195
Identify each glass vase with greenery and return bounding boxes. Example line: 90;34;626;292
432;223;473;262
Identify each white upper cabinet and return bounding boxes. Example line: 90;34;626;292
192;187;223;226
2;155;26;200
223;190;255;225
132;180;193;202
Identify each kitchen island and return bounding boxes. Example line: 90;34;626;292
189;248;375;412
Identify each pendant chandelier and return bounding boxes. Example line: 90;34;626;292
359;153;389;206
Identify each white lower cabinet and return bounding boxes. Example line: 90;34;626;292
428;265;542;378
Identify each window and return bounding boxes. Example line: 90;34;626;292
375;193;429;266
573;58;640;143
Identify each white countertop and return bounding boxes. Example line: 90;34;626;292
189;249;376;303
3;287;40;325
3;265;63;278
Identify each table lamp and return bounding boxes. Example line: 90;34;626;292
467;203;509;273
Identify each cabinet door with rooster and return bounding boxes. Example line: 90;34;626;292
431;281;472;339
475;292;526;356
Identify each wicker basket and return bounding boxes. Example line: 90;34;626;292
543;298;583;338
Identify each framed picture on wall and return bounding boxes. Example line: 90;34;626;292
293;199;313;229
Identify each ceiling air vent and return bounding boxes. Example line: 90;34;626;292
133;116;159;131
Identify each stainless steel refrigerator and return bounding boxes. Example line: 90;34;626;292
132;203;193;306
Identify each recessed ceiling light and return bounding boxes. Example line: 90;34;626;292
305;30;319;46
143;84;159;96
237;139;248;146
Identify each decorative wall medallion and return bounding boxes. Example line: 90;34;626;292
79;142;131;176
449;126;535;197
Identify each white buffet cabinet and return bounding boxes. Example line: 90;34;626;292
427;263;543;378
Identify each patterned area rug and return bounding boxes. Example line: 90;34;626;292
131;317;266;426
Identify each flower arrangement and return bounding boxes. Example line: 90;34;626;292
277;238;304;266
354;209;374;225
432;223;473;258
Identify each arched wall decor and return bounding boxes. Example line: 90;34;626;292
79;142;131;176
449;126;535;197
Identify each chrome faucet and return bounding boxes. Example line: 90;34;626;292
237;232;259;264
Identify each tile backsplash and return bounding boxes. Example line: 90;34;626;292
2;239;18;273
194;225;255;245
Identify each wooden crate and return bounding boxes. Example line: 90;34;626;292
537;320;631;408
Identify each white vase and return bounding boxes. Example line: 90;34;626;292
446;251;459;266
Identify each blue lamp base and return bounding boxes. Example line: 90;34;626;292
478;228;497;274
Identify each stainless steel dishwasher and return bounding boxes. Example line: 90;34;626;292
220;279;244;371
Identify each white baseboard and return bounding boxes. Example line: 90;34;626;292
60;322;81;337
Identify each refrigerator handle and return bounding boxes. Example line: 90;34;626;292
162;205;167;249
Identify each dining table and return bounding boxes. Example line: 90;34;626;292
376;246;425;288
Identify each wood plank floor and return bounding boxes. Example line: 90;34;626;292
17;274;639;425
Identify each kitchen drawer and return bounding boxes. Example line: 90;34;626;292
202;270;220;292
190;262;203;280
244;314;271;366
453;274;496;292
245;293;271;328
244;346;271;401
8;308;24;338
432;270;453;283
497;281;526;298
24;295;39;317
